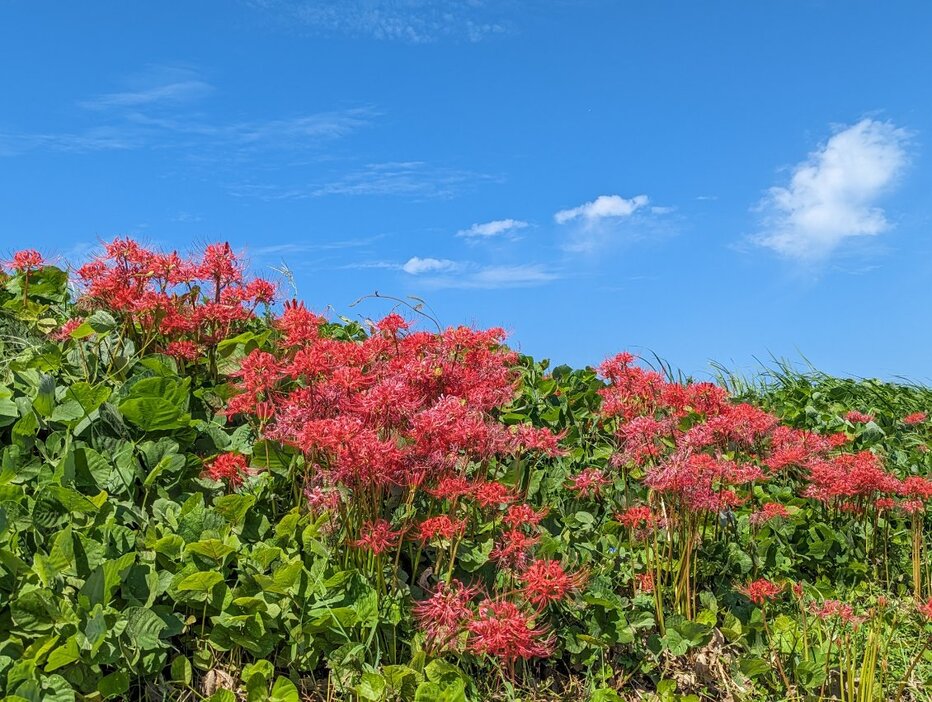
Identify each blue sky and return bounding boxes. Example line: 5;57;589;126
2;1;931;381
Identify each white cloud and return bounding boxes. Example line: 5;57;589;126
402;257;458;275
754;118;910;260
456;218;529;239
554;194;649;224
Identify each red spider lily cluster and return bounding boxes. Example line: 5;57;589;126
597;352;932;519
845;410;875;424
226;303;578;663
71;238;275;359
414;577;562;663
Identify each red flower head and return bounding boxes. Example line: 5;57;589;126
810;599;865;627
164;340;200;362
414;579;477;650
472;480;517;509
375;313;410;336
9;249;44;271
845;410;875;424
616;505;656;530
737;578;783;605
635;572;655;593
520;560;587;607
466;600;555;662
416;515;466;543
352;519;402;554
749;502;791;526
903;411;927;426
918;597;932;620
567;468;611;498
50;318;83;342
203;452;250;487
428;476;474;501
503;503;548;530
490;528;539;570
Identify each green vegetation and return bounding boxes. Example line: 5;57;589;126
0;244;930;701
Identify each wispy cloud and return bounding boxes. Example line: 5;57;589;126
0;66;374;159
753;118;910;261
80;71;213;110
308;161;497;199
248;0;511;43
418;263;560;289
249;236;385;258
402;256;459;274
555;193;662;253
456;218;529;239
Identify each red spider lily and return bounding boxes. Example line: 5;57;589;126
645;453;760;512
901;476;932;500
918;598;932;620
904;411;928;426
50;318;83;342
810;599;866;627
804;451;901;505
520;560;587;607
427;476;474;501
304;485;341;513
503;504;548;529
416;515;467;543
737;578;783;605
490;529;539;570
567;467;611;498
73;238;275;352
749;502;791;526
203;453;250;487
635;572;655;593
164;340;200;362
466;600;555;662
845;410;875;424
8;249;44;271
472;480;517;509
352;519;402;554
875;497;897;512
616;505;656;530
900;499;925;515
414;579;477;650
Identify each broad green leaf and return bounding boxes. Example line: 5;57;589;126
44;636;80;672
119;397;189;431
125;606;168;650
269;676;299;702
98;671;130;699
177;570;224;593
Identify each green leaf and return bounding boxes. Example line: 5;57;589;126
98;671;130;699
119;397;189;431
87;310;117;333
269;676;299;702
32;374;56;417
186;539;235;562
177;570;224;593
125;606;168;650
171;656;193;685
44;636;80;672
